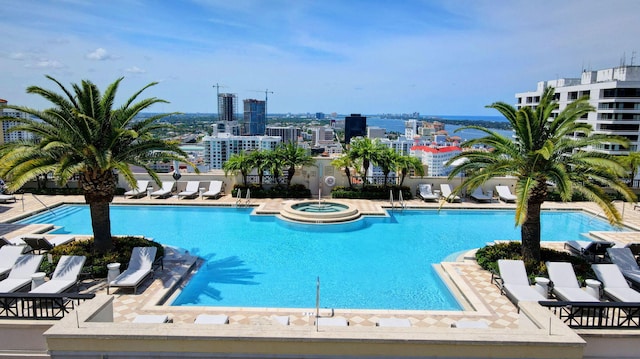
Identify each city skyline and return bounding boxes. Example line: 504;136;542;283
1;0;639;115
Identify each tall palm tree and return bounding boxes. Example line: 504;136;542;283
331;154;356;189
396;155;425;186
278;142;314;188
0;76;194;253
376;146;399;186
223;151;252;187
448;86;635;262
265;149;285;186
348;137;384;187
248;150;269;188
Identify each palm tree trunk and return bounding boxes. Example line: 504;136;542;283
521;181;548;262
89;201;113;253
521;201;542;263
81;170;116;253
345;168;353;189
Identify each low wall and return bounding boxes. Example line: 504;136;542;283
0;320;53;357
44;297;587;359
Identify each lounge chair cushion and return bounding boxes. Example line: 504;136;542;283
592;264;640;302
29;255;86;294
0;255;44;292
0;245;26;277
547;261;599;302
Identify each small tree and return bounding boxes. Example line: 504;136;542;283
278;142;314;188
396;155;425;186
223;151;252;187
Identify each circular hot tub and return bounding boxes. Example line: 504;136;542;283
280;200;361;224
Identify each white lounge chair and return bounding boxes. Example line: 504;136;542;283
496;259;547;306
495;186;517;203
417;184;439;202
108;247;158;294
592;264;640;302
178;181;200;199
150;181;174;198
376;318;411;327
20;234;76;254
606;247;640;287
0;245;26;278
439;184;461;203
0;254;44;293
0;194;16;203
124;180;150;198
546;262;600;302
29;255;86;294
202;180;223;199
564;240;614;262
469;187;492;203
194;314;229;324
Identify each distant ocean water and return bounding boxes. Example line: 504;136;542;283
366;116;512;141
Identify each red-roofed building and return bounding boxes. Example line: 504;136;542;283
410;145;461;176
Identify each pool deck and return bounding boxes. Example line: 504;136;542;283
1;193;640;329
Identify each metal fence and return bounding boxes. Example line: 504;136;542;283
0;292;95;320
540;301;640;329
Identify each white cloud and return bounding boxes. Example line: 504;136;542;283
125;66;146;74
86;48;113;61
25;59;65;69
9;52;26;60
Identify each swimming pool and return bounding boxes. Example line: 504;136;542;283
18;205;620;310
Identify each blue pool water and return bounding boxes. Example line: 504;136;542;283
18;205;620;310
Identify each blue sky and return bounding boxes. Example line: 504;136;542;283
1;0;639;116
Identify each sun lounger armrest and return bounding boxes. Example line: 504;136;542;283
153;255;164;271
490;271;505;292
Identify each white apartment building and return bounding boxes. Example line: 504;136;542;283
202;133;281;169
516;65;640;154
0;99;34;144
410;145;461;176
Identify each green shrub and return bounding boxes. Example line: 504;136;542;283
331;185;412;200
475;242;593;283
44;236;164;278
231;184;311;199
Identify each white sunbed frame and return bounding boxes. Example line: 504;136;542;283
108;247;160;294
0;254;44;293
202;180;224;199
178;181;200;199
495;185;517;203
124;180;150;198
495;259;547;307
592;263;640;302
439;184;461;203
417;184;439;202
469;187;492;203
150;181;175;198
546;261;600;302
29;255;86;294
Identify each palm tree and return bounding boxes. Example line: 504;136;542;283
448;86;635;263
0;76;194;253
619;152;640;188
248;150;269;188
264;149;285;186
376;146;399;186
396;155;425;186
223;151;252;187
278;142;314;188
348;137;384;187
331;154;356;189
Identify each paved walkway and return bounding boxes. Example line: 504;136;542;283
1;192;639;329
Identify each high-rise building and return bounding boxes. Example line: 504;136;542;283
344;113;367;144
367;126;386;139
243;99;266;135
1;99;34;144
516;65;640;154
217;93;237;122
